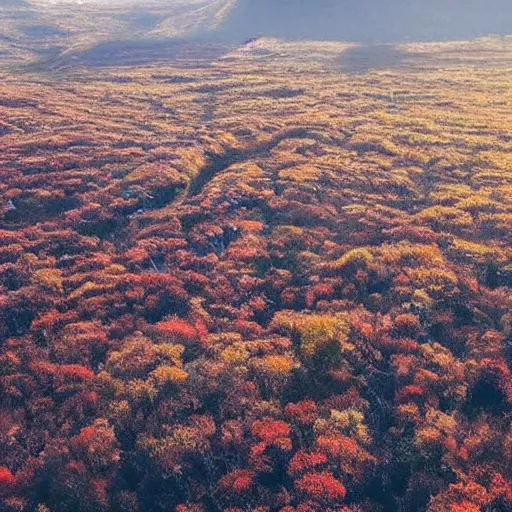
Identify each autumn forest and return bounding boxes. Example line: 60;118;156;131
1;2;512;512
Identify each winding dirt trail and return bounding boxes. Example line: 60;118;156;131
186;126;350;197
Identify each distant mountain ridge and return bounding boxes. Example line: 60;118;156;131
2;0;512;72
217;0;512;42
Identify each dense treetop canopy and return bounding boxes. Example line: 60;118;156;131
0;32;512;512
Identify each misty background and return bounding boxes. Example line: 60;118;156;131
221;0;512;43
2;0;511;73
9;0;512;43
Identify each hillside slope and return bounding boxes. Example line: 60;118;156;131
0;0;235;70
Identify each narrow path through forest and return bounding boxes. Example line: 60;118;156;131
186;126;351;197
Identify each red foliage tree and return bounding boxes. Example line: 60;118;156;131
288;451;328;475
285;401;318;425
0;466;16;488
218;469;256;494
295;472;346;502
